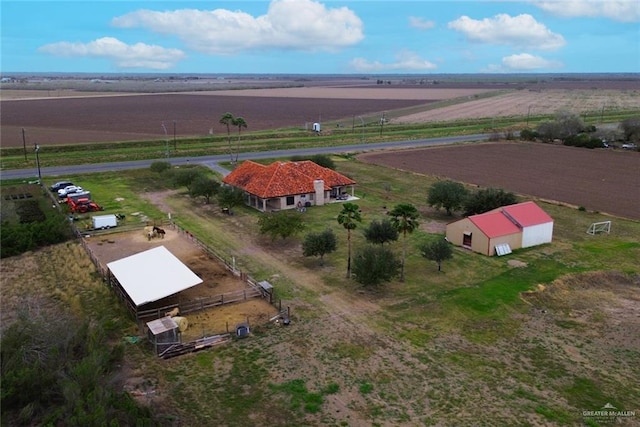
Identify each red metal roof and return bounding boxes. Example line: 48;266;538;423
502;201;554;227
222;160;356;199
469;211;521;238
469;201;553;238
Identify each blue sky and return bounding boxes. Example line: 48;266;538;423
2;0;639;74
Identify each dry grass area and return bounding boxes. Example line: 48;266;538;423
0;89;140;100
202;86;492;100
393;89;640;123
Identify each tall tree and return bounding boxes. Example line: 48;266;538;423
337;202;362;278
302;229;337;265
258;212;305;241
463;188;517;216
388;203;420;282
420;238;453;272
427;180;468;216
231;116;247;164
219;112;235;163
190;176;220;204
352;245;401;288
217;185;246;213
173;168;204;193
363;219;398;245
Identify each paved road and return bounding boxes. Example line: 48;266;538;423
1;134;489;181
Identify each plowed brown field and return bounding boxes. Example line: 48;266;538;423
0;94;429;146
2;76;638;147
358;142;640;220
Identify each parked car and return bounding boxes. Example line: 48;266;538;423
58;185;83;198
621;143;637;150
50;181;74;192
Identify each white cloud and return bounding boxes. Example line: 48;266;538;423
409;16;436;30
349;50;437;72
531;0;640;23
448;14;565;50
111;0;364;54
501;53;563;70
38;37;186;70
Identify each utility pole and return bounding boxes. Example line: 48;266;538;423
22;128;27;161
34;143;42;182
173;120;177;152
162;122;169;158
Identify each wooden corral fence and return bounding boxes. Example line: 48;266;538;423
71;218;278;323
136;286;264;322
159;333;231;359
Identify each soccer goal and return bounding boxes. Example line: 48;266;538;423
587;221;611;235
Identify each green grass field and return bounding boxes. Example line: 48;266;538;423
2;153;639;426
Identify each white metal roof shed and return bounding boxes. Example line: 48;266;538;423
107;245;203;307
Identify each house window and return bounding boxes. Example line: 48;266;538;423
286;196;295;206
463;232;472;247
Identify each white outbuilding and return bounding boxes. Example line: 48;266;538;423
446;201;554;256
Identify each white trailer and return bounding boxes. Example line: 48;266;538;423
92;214;117;229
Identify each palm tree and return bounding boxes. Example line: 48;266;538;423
219;112;235;163
388;203;420;282
337;202;362;279
231;116;247;164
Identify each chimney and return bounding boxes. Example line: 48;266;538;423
314;179;325;206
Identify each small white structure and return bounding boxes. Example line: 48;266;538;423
147;316;180;355
107;245;203;307
312;122;321;133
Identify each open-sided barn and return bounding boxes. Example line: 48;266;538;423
106;245;203;318
446;201;554;256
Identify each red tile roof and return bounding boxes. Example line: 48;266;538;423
222;160;356;199
469;201;553;238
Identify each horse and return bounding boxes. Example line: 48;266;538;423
153;226;166;239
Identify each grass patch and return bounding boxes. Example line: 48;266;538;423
535;405;573;424
330;342;374;360
269;379;329;414
563;377;611;410
359;381;374;395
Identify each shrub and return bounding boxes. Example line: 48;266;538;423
427;180;468;215
289;154;336;170
463;188;518;216
352;245;401;287
302;229;337;265
1;215;73;258
149;160;172;173
519;128;538;141
1;310;154;425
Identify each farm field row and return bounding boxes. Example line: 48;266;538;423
2;78;639;148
